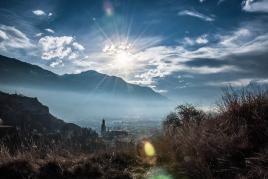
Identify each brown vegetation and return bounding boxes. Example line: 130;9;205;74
160;87;268;178
0;146;137;179
1;87;268;179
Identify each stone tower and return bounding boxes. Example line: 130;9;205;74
101;119;106;136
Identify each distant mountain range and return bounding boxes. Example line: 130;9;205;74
0;55;171;122
0;55;165;100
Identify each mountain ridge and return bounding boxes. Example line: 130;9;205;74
0;55;166;100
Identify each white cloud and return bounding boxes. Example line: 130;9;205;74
207;78;268;87
178;10;215;22
154;89;168;93
196;34;209;44
188;65;239;74
242;0;268;13
128;45;239;87
32;10;46;16
72;42;85;51
39;36;73;60
182;27;267;59
35;33;43;37
38;36;84;61
122;28;266;86
68;53;79;60
32;10;53;17
0;30;8;40
0;25;34;50
183;37;195;46
183;34;209;46
45;28;55;34
220;28;251;47
50;60;64;68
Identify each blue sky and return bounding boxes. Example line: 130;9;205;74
1;0;268;105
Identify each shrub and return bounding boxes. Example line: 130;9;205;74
72;161;103;178
0;160;35;179
38;162;64;179
246;149;268;178
162;87;268;178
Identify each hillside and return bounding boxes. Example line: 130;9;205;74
0;91;99;153
0;91;80;133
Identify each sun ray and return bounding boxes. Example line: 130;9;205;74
92;74;108;92
93;18;114;46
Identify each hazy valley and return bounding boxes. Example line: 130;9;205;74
0;55;173;131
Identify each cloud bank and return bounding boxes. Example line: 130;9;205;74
242;0;268;13
0;25;34;50
38;36;85;67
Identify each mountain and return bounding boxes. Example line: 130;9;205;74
0;91;100;152
0;91;85;133
0;55;172;122
0;55;165;100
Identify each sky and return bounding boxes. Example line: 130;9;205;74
0;0;268;105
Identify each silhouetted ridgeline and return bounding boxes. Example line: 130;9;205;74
0;55;166;100
0;91;100;152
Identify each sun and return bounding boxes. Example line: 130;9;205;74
103;41;134;76
114;50;131;68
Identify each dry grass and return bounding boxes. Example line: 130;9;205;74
0;145;137;179
161;86;268;179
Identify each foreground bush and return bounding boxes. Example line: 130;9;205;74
0;151;136;179
162;87;268;179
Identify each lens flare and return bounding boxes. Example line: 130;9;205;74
148;174;172;179
144;141;156;157
146;168;173;179
103;0;114;16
